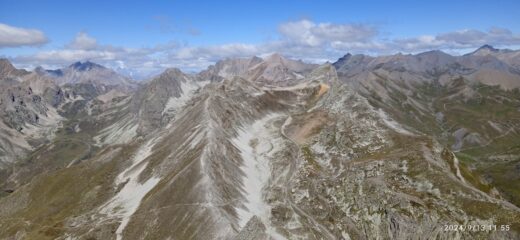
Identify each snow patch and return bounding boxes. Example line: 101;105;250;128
376;108;414;135
187;125;206;149
452;155;466;184
232;113;285;239
93;116;137;146
400;160;408;173
487;120;503;133
100;139;160;240
74;124;81;133
162;80;209;116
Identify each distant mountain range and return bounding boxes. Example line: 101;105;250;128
0;45;519;239
37;61;138;90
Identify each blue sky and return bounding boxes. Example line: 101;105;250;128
1;0;520;78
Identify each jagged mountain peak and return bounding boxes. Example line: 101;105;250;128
342;53;353;58
198;56;264;82
152;67;192;86
468;44;502;56
478;44;499;52
197;53;318;85
69;60;105;71
161;67;186;76
413;50;456;67
0;58;30;79
262;53;307;66
416;49;450;57
251;55;263;62
0;58;17;74
332;53;374;68
332;53;373;76
33;66;45;72
0;58;13;68
334;53;352;63
216;55;264;69
246;53;318;85
264;52;284;62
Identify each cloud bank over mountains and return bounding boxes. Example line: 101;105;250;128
2;20;520;78
0;23;48;48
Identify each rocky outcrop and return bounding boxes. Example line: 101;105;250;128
233;216;268;240
0;59;29;80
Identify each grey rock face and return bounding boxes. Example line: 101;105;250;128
0;82;58;132
0;64;61;168
132;67;197;134
43;86;65;107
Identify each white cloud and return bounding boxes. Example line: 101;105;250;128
66;32;97;50
392;28;520;52
271;20;391;60
276;20;520;55
172;43;259;60
0;23;48;48
18;49;116;63
278;19;377;47
392;35;444;51
279;20;322;46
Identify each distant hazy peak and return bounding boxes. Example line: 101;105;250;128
478;44;499;52
416;49;450;57
332;53;353;67
69;61;105;71
337;53;353;61
264;53;284;62
262;53;307;65
251;55;263;62
468;44;501;56
162;67;185;75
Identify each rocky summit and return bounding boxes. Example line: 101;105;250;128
0;47;520;240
